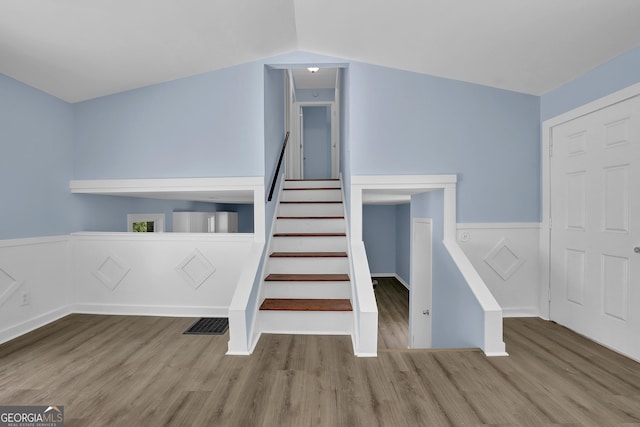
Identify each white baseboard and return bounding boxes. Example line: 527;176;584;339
72;304;229;318
225;349;251;356
394;274;410;290
0;303;229;346
484;351;509;357
371;273;410;290
356;352;377;357
0;305;72;345
502;307;539;318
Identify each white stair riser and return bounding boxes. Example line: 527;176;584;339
263;282;352;299
276;218;345;233
278;203;343;217
281;189;342;202
258;310;353;335
271;236;347;252
284;180;340;189
268;257;349;274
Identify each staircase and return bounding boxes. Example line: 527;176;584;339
257;179;354;336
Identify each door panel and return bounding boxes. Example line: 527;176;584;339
302;106;332;179
410;218;432;348
550;95;640;360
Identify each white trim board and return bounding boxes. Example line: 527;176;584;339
457;223;541;230
0;306;72;345
0;235;69;248
540;82;640;320
73;304;229;318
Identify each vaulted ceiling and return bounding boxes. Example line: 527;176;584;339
2;0;640;103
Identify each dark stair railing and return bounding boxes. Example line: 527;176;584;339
268;131;290;202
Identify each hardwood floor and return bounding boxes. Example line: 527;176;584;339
1;315;639;426
374;276;410;349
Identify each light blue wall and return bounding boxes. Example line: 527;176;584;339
361;203;410;282
362;205;396;274
348;62;541;223
395;203;410;284
76;195;220;232
411;191;484;348
541;47;640;121
302;106;332;179
0;74;76;239
264;66;286;239
74;61;265;179
217;204;254;233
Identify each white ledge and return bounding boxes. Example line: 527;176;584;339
71;232;255;242
352;174;457;186
70;177;263;192
70;177;264;204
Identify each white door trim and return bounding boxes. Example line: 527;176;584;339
294;101;338;179
541;82;640;319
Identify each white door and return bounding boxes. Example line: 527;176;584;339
410;218;432;348
550;95;640;360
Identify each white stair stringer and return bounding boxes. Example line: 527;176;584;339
256;179;355;340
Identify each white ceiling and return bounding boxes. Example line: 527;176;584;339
1;0;640;102
292;67;338;90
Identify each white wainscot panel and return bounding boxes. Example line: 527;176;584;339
457;224;541;317
71;233;254;317
0;237;71;344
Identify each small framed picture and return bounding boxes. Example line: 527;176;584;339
127;213;165;232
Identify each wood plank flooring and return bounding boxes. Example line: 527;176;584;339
1;315;639;426
374;276;410;349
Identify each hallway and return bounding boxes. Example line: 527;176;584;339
374;276;409;350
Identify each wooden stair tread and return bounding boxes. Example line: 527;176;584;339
260;298;352;311
270;252;347;258
265;273;350;281
277;216;344;219
280;201;342;204
273;233;346;237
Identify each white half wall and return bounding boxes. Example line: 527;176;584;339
71;232;254;317
0;236;72;344
457;223;541;317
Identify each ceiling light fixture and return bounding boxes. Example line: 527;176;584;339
307;67;319;73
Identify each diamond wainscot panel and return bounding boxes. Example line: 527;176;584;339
92;255;131;291
176;249;216;290
483;238;525;281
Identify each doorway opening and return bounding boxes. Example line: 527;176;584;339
301;105;332;179
285;67;341;180
361;198;432;350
